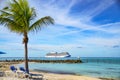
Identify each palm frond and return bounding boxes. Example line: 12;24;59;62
29;16;54;32
0;0;54;34
29;8;36;21
0;17;23;33
0;10;12;17
3;7;9;10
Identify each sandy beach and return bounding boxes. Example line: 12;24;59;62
34;71;101;80
0;71;101;80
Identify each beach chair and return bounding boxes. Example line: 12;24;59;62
19;67;43;79
10;66;17;73
9;66;18;77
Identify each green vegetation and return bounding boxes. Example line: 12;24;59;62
0;0;54;73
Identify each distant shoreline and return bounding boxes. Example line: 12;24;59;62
1;57;120;64
0;58;82;63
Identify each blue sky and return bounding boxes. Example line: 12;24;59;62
0;0;120;57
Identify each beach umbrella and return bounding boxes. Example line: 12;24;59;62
0;51;6;54
0;51;6;61
0;51;6;58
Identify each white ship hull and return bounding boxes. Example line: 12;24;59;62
45;55;70;58
45;52;71;58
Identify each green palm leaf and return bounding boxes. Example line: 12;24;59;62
29;16;54;32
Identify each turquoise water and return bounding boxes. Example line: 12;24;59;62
18;62;120;80
0;57;120;79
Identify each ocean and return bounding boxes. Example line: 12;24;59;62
0;57;120;80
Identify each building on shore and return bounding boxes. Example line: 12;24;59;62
45;52;71;58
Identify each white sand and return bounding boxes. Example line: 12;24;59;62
40;72;101;80
0;71;101;80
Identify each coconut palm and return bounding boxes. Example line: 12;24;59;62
0;0;54;73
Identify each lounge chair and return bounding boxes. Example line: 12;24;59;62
9;66;18;77
10;66;17;73
19;67;28;74
19;67;43;79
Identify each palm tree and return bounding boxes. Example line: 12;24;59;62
0;0;54;73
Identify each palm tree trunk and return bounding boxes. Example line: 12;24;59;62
24;41;29;73
23;32;29;73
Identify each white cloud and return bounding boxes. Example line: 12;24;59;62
76;37;120;47
27;0;119;35
28;44;82;52
100;22;120;34
81;0;115;20
0;42;23;50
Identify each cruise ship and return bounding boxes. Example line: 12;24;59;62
45;52;71;58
